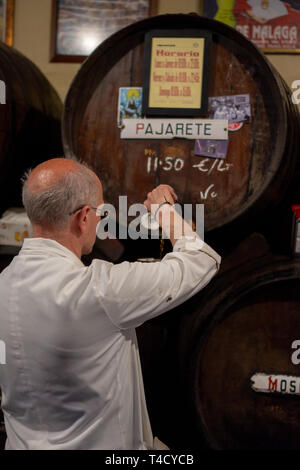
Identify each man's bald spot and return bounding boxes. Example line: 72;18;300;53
27;158;101;195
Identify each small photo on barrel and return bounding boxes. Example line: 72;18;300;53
194;139;229;160
209;94;251;123
117;87;143;127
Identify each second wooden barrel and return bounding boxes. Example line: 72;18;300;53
0;42;63;213
63;14;300;252
180;254;300;449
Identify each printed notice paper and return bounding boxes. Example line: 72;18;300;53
148;37;205;109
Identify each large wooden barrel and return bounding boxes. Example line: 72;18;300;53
63;14;300;254
0;42;63;213
179;252;300;450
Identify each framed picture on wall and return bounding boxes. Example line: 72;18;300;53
50;0;158;63
202;0;300;53
0;0;14;46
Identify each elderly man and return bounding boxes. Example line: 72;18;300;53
0;158;220;450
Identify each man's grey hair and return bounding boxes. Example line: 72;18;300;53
22;161;99;227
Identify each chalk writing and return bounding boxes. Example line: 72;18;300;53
146;156;185;173
145;155;233;176
200;184;218;200
193;158;233;174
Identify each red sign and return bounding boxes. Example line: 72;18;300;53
203;1;300;52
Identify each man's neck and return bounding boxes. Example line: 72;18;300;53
32;226;82;259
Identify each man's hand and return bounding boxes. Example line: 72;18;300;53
143;185;185;247
143;184;178;213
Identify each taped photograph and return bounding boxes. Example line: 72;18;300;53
209;94;251;123
118;87;143;127
194;139;229;160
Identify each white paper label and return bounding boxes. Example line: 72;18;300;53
250;373;300;396
121;119;228;140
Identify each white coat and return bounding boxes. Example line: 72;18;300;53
0;235;220;449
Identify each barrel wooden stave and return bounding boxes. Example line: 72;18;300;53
181;256;300;449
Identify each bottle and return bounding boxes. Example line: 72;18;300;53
214;0;237;28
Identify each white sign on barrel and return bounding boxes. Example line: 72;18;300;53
120;118;228;140
251;372;300;396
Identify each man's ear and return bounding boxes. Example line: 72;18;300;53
76;205;90;233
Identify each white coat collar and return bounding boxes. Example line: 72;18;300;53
21;237;84;268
